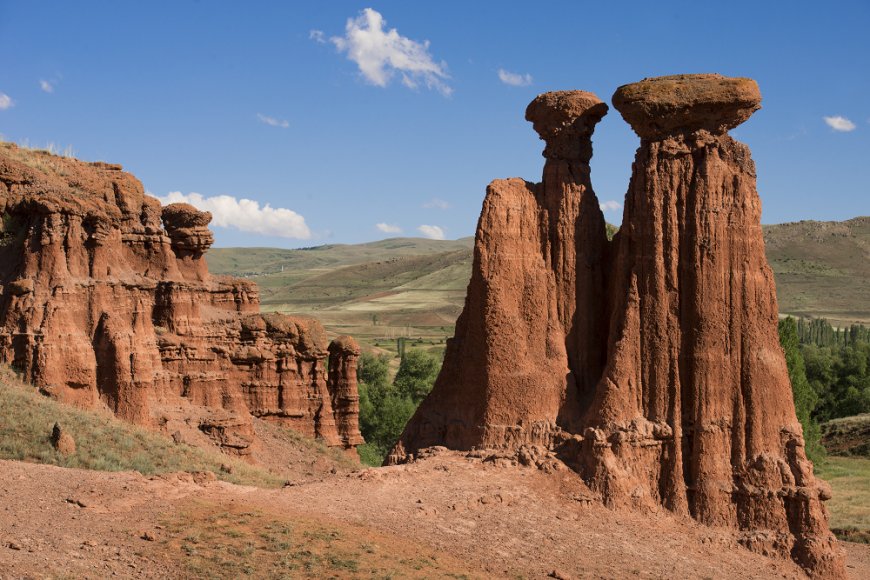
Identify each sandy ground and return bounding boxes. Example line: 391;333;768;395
1;453;867;579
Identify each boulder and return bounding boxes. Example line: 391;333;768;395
51;422;76;456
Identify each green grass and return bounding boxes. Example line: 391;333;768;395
357;442;386;467
0;366;283;487
815;455;870;542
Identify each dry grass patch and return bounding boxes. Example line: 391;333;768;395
159;500;479;579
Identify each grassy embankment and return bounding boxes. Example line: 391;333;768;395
0;366;283;486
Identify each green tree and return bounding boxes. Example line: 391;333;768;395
779;317;824;460
356;352;418;466
358;352;390;388
394;350;439;404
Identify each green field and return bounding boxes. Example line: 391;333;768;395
208;237;474;353
208;217;870;350
816;455;870;542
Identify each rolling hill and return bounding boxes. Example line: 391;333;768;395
763;216;870;325
207;217;869;345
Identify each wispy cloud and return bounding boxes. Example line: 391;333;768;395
330;8;452;96
497;68;532;87
0;93;13;110
376;222;402;234
39;80;54;93
309;29;326;44
155;192;310;239
823;115;856;132
417;224;445;240
257;113;289;129
423;198;450;210
600;200;622;212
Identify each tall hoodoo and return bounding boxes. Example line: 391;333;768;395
583;74;842;577
0;144;362;457
389;90;608;457
525;92;610;421
389;75;844;577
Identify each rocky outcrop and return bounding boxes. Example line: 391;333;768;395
389;75;844;576
0;143;361;457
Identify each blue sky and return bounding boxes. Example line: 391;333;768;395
1;1;868;247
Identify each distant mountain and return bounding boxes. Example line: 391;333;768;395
207;237;476;334
207;218;869;340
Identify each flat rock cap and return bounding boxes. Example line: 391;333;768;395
525;91;608;159
525;90;608;129
329;335;360;355
612;74;761;139
161;202;212;229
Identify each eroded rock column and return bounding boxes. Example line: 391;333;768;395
526;92;609;423
389;91;608;460
328;336;365;451
579;74;843;577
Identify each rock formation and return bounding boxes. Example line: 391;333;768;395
0;143;363;456
389;75;844;576
388;91;608;453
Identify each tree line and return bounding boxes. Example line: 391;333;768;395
356;317;869;465
779;316;869;459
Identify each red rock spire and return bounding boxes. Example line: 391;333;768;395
389;91;609;456
583;74;843;576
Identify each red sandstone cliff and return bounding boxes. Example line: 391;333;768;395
0;143;362;456
389;75;844;577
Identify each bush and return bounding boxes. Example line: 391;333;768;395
394;350;439;404
356;350;441;466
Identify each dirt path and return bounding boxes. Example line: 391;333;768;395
1;455;867;579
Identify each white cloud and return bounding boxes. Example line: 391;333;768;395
309;29;326;43
823;116;856;132
497;68;533;87
600;200;622;212
417;224;445;240
155;192;311;239
423;197;450;210
257;113;289;128
330;8;452;96
0;93;13;110
376;222;402;234
39;80;54;93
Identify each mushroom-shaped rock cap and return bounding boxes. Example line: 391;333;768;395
329;335;360;356
161;202;212;229
525;91;608;160
612;74;761;139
